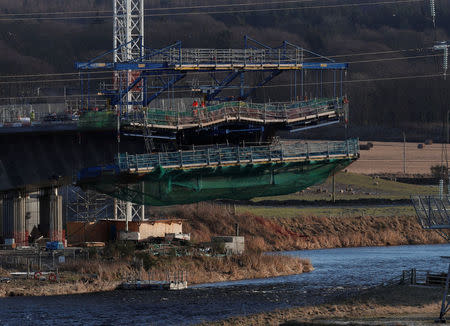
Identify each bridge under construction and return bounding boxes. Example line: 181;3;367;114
0;0;358;247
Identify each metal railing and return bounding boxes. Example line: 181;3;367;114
116;139;359;172
148;48;307;66
125;98;343;128
411;195;450;230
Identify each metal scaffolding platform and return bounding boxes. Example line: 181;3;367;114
77;45;348;71
122;97;344;131
116;139;358;173
75;36;348;110
412;195;450;229
76;139;359;180
411;195;450;240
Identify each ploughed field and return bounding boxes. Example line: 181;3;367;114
348;141;444;174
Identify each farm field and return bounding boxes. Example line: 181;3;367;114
348;141;445;174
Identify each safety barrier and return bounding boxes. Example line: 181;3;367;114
117;139;359;172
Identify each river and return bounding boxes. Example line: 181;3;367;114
1;244;449;326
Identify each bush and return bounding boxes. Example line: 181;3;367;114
103;241;136;259
430;165;448;179
135;252;156;271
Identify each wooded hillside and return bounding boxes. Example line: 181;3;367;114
0;0;449;134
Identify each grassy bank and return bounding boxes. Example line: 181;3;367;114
161;202;444;252
1;173;441;298
251;172;437;202
0;253;312;297
202;285;443;325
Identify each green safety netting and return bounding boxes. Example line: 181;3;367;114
85;158;354;206
76;97;342;130
78;111;117;130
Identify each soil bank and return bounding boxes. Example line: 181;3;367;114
202;284;443;325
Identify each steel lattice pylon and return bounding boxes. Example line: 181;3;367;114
113;0;144;111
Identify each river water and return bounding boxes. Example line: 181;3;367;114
1;244;449;326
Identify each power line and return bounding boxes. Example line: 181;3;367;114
0;52;440;85
0;72;444;101
0;47;432;80
0;0;424;22
0;49;436;81
0;0;318;17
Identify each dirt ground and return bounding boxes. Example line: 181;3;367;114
348;141;445;174
204;284;445;326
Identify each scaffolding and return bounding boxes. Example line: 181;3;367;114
115;139;359;173
411;195;450;241
76;34;348;110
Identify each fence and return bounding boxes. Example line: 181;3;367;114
125;98;343;128
116;139;359;172
149;47;309;66
411;195;450;230
0;248;90;273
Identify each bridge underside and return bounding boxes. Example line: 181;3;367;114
87;158;354;206
77;139;359;206
0;130;144;193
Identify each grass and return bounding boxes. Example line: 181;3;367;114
251;172;437;202
237;205;416;218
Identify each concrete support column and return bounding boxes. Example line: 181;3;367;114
2;195;14;243
113;198;118;220
0;199;3;242
40;188;63;242
13;196;27;246
2;193;26;246
49;192;63;242
39;189;51;237
140;204;145;221
126;201;132;232
141;181;145;221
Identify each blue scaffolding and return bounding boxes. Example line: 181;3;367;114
75;36;348;110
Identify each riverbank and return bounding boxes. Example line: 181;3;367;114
202;284;443;325
0;252;312;297
0;174;441;299
165;202;445;252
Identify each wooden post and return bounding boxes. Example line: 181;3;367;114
332;172;336;203
438;264;450;322
403;132;406;174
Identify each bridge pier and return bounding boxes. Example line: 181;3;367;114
0;199;2;243
1;193;27;246
39;188;63;242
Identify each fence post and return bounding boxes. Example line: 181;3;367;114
411;268;416;285
306;143;310;159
